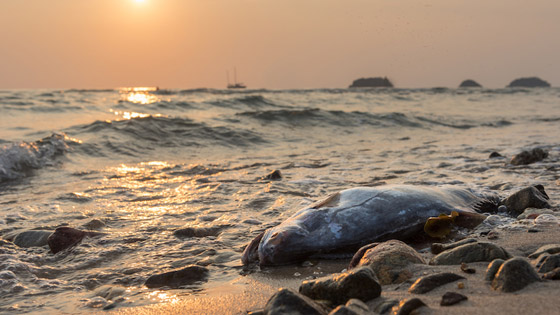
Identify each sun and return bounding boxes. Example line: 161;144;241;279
134;0;146;3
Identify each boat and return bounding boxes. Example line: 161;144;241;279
227;68;246;89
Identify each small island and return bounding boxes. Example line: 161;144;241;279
349;77;393;88
459;79;482;88
507;77;550;88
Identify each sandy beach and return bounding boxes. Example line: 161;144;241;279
113;221;560;315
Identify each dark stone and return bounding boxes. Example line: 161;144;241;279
460;262;476;274
507;77;551;88
351;240;425;285
408;272;465;294
390;298;427;315
534;254;560;273
299;266;381;305
440;291;468;306
430;242;511;265
431;238;477;255
173;226;222;238
47;227;104;254
528;244;560;259
485;259;505;281
328;299;370;315
13;230;52;248
264;288;327;315
373;299;399;314
349;77;393;88
261;170;282;180
489;151;502;158
82;219;105;230
542;267;560;280
492;257;540;292
510;148;549;165
459;79;482;88
144;265;209;289
501;186;551;215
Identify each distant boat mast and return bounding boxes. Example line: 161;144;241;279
227;67;246;89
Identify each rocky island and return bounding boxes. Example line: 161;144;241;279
459;79;482;88
507;77;551;88
349;77;393;88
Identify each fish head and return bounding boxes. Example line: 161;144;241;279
258;225;309;265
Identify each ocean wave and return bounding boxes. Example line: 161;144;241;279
0;134;74;183
69;116;266;156
237;108;515;130
212;95;284;109
237;109;424;128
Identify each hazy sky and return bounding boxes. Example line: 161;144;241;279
1;0;559;89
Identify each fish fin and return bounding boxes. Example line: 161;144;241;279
471;197;500;213
453;211;487;229
424;214;455;238
310;192;341;209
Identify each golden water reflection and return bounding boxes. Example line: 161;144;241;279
119;87;160;104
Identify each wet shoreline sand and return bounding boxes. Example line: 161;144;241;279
115;224;560;315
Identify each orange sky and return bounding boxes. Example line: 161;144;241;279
1;0;559;89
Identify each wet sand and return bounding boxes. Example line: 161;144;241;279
114;224;560;315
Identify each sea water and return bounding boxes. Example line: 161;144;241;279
0;87;559;312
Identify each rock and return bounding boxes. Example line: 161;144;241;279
517;208;555;220
261;170;282;180
82;219;105;230
507;77;551;88
390;298;427;315
173;226;222;238
430;242;511;265
534;254;560;273
492;257;540;292
299;266;381;305
408;272;465;294
501;185;551;215
534;214;559;226
460;262;476;274
489;151;502;158
329;299;372;315
94;286;126;300
372;299;398;314
528;244;560;259
431;238;477;255
12;230;52;248
264;288;327;315
144;265;209;289
485;259;505;281
47;227;104;254
349;77;393;88
440;291;468;306
351;240;425;285
542;267;560;280
510;148;549;165
459;79;482;88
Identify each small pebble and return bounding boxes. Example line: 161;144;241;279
460;263;476;274
440;291;468;306
294;272;301;277
457;282;465;289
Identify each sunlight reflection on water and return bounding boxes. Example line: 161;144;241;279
120;87;160;104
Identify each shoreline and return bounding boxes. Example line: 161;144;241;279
114;222;560;315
